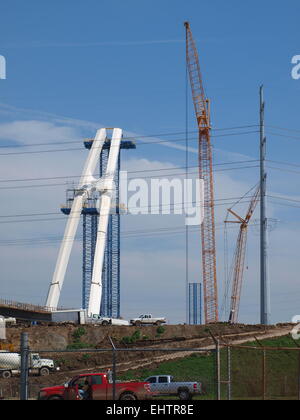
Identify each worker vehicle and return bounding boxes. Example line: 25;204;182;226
89;315;130;326
0;351;59;379
145;375;202;400
38;372;152;400
130;314;166;326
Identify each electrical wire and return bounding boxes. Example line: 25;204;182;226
0;165;260;191
0;125;259;149
0;131;260;156
0;195;257;220
0;221;262;248
0;159;259;184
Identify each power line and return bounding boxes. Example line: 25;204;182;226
267;131;300;142
267;165;300;176
0;159;259;184
268;194;300;204
0;125;259;149
0;131;260;156
267;159;300;169
0;221;262;247
0;164;260;190
0;197;256;225
266;125;300;135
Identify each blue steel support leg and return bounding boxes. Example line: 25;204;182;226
82;144;121;318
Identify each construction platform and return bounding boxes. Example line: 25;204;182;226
0;299;52;322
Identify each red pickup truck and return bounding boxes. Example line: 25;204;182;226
38;372;152;400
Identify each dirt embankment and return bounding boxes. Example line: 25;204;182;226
0;323;294;398
1;322;293;351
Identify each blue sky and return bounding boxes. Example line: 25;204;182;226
0;0;300;324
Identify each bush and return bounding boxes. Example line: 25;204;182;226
132;330;141;341
81;354;91;363
66;342;92;350
121;336;133;345
121;330;142;345
156;326;166;336
72;327;86;342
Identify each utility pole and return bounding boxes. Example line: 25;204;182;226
260;86;270;325
20;332;29;400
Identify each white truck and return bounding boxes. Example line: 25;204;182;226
89;315;130;326
130;314;166;326
0;351;59;379
145;375;202;400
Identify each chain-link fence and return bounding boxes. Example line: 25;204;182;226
1;333;300;400
226;343;300;400
33;347;218;400
0;334;218;400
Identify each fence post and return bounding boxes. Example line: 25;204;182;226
208;330;221;400
262;349;267;400
20;333;29;400
112;348;117;401
227;346;232;401
291;338;300;401
254;337;267;400
109;336;117;401
298;350;300;401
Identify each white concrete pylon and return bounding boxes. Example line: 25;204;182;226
88;128;122;317
46;128;107;310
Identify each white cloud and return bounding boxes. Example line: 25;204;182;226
0;108;299;324
0;120;81;144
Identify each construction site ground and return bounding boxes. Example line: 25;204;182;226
0;323;294;398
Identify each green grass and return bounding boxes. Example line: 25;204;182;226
119;352;217;399
118;335;300;400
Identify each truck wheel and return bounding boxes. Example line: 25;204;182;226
102;320;109;326
2;370;12;379
48;395;63;401
178;389;191;400
156;321;162;326
40;367;50;376
135;321;141;327
119;392;137;400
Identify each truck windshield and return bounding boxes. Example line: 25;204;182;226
32;355;40;361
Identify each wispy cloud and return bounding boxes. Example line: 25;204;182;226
0;102;198;154
0;39;184;49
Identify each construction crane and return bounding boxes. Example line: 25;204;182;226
185;22;218;323
225;186;260;324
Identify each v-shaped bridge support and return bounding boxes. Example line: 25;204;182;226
46;128;123;317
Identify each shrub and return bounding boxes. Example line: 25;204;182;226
156;326;166;336
72;327;86;342
66;342;92;350
132;330;141;341
121;330;142;345
121;336;133;345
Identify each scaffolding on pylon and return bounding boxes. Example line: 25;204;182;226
61;136;135;318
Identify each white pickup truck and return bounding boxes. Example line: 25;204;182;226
89;315;130;326
130;314;166;326
145;375;202;400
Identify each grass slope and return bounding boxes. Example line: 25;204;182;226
119;335;300;400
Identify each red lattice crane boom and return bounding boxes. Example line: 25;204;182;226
185;22;218;323
226;186;260;324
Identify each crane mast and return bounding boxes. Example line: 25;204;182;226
185;22;218;323
226;186;260;324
